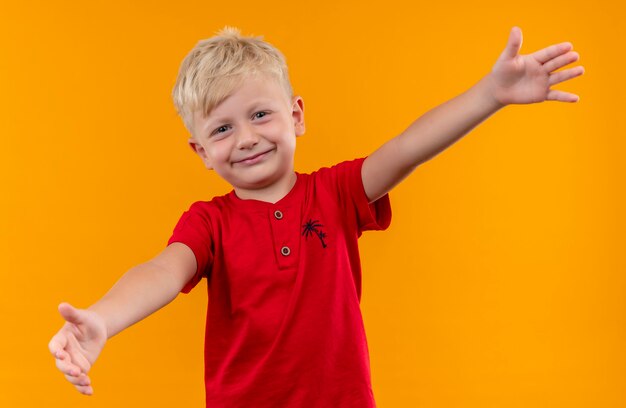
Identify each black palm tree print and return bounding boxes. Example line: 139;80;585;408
301;219;327;248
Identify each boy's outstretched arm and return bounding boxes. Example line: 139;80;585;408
48;242;197;395
362;26;585;203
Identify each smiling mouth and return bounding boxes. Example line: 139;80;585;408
234;148;275;165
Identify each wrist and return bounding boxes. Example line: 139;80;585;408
476;73;507;112
86;304;112;339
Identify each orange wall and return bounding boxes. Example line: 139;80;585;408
1;0;624;406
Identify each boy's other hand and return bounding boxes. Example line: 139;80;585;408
487;26;585;107
48;302;108;395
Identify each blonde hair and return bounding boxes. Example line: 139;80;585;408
172;27;293;135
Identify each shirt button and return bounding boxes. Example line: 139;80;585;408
280;246;291;256
274;210;283;220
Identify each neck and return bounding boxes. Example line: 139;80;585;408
234;172;297;204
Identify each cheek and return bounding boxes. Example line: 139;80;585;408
207;141;233;161
269;122;297;146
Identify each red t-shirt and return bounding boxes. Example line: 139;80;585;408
167;157;391;407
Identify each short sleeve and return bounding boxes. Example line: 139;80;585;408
167;202;214;293
333;157;392;235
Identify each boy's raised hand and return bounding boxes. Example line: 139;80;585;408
48;302;108;395
488;26;585;106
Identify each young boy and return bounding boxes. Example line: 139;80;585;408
49;26;584;406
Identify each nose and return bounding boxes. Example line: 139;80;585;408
235;122;260;150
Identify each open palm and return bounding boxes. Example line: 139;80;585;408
489;27;585;106
48;302;108;395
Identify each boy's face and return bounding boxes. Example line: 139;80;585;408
189;74;305;199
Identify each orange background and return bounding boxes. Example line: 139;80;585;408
1;0;624;406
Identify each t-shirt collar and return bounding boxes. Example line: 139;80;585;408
226;172;304;209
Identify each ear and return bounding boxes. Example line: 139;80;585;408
188;138;213;170
291;96;305;137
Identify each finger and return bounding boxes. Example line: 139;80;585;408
547;89;580;102
64;372;90;385
64;372;91;387
532;42;573;65
543;51;580;73
64;334;93;373
549;66;585;86
501;26;523;59
58;302;87;326
55;351;82;376
58;348;90;377
49;333;68;358
75;384;94;396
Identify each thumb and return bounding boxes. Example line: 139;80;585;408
58;302;88;325
501;26;523;60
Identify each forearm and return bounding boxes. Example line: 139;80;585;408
395;73;504;169
87;260;181;339
362;74;506;202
